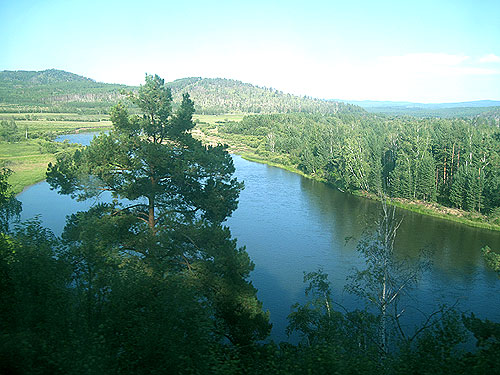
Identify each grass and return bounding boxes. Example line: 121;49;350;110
371;195;500;232
1;112;112;139
193;114;246;125
6;112;499;232
1;141;55;194
0;112;107;121
1;112;111;194
4;113;237;194
1;140;82;194
14;119;111;135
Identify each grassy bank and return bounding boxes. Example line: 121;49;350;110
246;150;500;232
1;140;82;194
6;113;500;232
357;192;500;232
1;112;112;194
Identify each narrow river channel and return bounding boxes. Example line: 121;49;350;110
17;132;500;341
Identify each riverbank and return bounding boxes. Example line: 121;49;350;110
8;123;500;232
4;132;107;194
240;150;500;232
1;112;114;194
196;127;500;233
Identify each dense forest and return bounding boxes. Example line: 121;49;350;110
217;112;500;224
0;69;128;113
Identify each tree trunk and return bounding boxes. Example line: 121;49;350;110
148;176;156;232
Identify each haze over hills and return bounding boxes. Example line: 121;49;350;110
340;99;500;109
338;99;500;118
0;69;363;115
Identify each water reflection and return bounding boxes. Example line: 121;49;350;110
229;156;500;340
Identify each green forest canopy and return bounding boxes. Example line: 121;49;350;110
219;112;500;221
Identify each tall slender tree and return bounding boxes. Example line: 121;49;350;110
47;74;270;344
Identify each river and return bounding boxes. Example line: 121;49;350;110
17;132;500;341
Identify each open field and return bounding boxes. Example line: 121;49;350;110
0;112;108;121
1;112;112;139
14;119;112;135
1;112;112;193
0;140;80;194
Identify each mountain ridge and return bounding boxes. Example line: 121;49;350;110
0;69;364;115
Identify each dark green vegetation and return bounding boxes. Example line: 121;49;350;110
46;74;270;344
210;111;500;229
0;69;364;192
1;74;500;374
1;69;499;373
0;69;128;114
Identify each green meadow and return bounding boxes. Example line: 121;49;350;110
1;113;112;193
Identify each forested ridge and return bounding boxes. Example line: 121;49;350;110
166;77;364;115
0;70;363;116
216;112;500;225
0;69;128;113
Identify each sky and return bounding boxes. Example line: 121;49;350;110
1;0;500;103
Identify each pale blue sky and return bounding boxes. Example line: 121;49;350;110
1;0;499;102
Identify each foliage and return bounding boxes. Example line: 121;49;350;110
46;73;270;345
0;69;365;116
167;77;365;115
0;167;21;231
0;69;129;114
0;119;20;142
286;269;471;375
482;246;500;276
218;112;500;219
288;202;467;367
0;179;498;374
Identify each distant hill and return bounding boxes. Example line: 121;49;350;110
338;99;500;118
0;70;364;115
341;99;500;109
166;77;364;115
0;69;95;85
0;69;129;113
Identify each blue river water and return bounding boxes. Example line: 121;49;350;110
16;132;500;341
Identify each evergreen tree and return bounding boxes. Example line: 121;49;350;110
449;165;466;209
416;151;436;201
47;74;270;345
